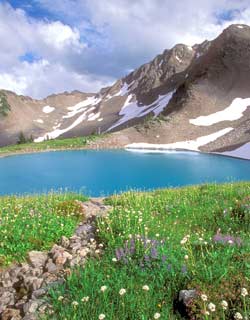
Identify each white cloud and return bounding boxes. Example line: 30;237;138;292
0;2;113;98
0;59;112;98
2;0;250;98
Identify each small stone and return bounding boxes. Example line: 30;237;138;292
179;290;197;305
0;291;15;309
22;314;37;320
55;252;72;265
70;242;82;253
60;236;70;248
45;259;58;274
32;288;47;300
27;251;48;269
23;300;39;314
1;308;22;320
79;248;90;257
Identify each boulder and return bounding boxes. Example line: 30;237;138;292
27;252;48;269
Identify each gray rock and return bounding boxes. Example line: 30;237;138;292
22;314;38;320
32;288;47;300
27;251;48;269
23;300;39;314
45;259;58;274
0;291;15;309
60;236;70;248
179;289;197;305
1;308;22;320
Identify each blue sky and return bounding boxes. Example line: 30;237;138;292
0;0;250;98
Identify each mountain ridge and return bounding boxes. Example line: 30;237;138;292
0;23;250;158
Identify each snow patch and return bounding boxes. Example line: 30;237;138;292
107;90;175;131
175;55;182;63
98;118;103;122
34;119;44;124
190;97;250;126
64;96;101;119
87;112;101;121
43;105;55;113
220;142;250;160
35;107;97;142
237;25;244;29
125;128;233;152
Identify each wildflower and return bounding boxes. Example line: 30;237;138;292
154;312;161;319
180;237;188;245
142;285;150;291
184;255;189;260
119;288;126;296
221;300;228;310
208;302;216;312
112;258;117;262
201;294;208;301
57;296;64;301
241;288;248;297
156;233;160;237
72;301;78;307
99;314;106;320
234;312;243;320
100;285;107;292
81;296;89;302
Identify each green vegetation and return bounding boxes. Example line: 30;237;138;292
135;113;171;132
0;135;104;157
17;131;34;144
0;91;11;117
43;182;250;319
0;193;87;266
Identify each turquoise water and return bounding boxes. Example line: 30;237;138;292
0;150;249;196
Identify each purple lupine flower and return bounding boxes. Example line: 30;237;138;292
161;255;167;263
150;247;158;259
115;248;125;261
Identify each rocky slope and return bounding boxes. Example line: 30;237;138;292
0;24;250;158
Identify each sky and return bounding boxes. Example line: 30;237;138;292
0;0;250;99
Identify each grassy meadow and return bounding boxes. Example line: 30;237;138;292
0;135;103;157
43;182;250;319
1;182;250;319
0;193;87;266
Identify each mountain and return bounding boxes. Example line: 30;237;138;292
0;24;250;158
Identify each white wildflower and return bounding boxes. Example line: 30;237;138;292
119;288;126;296
142;285;150;291
99;314;106;320
81;296;89;302
234;312;243;320
208;302;216;312
241;288;248;297
221;300;228;310
100;285;107;292
201;294;208;301
154;313;161;319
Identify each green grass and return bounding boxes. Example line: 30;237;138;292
0;91;11;117
44;182;250;319
0;193;87;266
0;135;105;156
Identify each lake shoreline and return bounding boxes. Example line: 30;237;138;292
1;143;250;162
